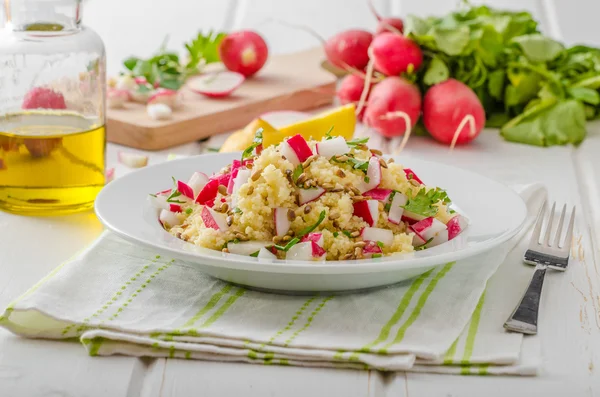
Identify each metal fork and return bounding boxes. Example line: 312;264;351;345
504;201;576;335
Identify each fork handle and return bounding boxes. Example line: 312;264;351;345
504;264;547;335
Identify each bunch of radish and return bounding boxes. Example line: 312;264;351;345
328;1;485;149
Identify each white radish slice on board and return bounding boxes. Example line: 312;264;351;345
188;71;245;98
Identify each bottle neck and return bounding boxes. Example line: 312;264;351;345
4;0;82;32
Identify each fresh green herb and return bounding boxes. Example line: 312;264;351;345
364;176;370;183
372;253;383;258
342;230;353;238
149;193;157;198
274;210;327;252
241;128;264;160
376;241;384;249
184;30;226;75
166;190;185;203
415;238;434;251
185;208;193;215
346;137;369;147
250;251;260;257
233;207;243;214
403;188;451;217
207;147;220;152
384;203;392;212
232;238;240;244
324;126;335;140
292;164;304;183
348;158;370;173
333;232;339;238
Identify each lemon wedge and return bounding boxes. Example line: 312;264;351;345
219;118;278;153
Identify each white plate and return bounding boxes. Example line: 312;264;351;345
95;153;527;293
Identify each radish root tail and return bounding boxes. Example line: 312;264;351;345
376;111;412;155
380;21;403;35
449;114;475;151
367;0;382;21
355;47;375;117
270;18;326;45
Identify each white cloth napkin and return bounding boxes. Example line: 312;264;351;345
0;184;546;375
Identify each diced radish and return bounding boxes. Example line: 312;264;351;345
274;207;291;237
360;156;382;192
201;206;229;231
211;173;231;187
447;214;468;240
387;191;408;224
279;140;301;166
315;136;349;158
286;241;326;261
404;168;423;184
227;241;270;256
177;180;195;200
196;179;219;204
105;168;115;183
300;232;324;247
286;134;313;163
169;204;183;213
401;210;426;224
118;151;148;168
411;217;447;241
298;187;326;205
258;247;277;259
226;168;240;194
361;227;393;246
148;194;170;210
362;241;383;258
156;188;172;196
188;71;245;98
242;158;254;168
148;89;180;108
364;188;392;201
409;227;427;247
159;209;182;227
231;159;242;171
205;199;216;208
353;199;379;226
147;103;172;120
188;172;209;196
231;169;251;206
428;229;449;248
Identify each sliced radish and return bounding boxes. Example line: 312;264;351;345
232;169;251;195
388;191;408;224
188;71;245;98
286;241;326;261
148;89;180;108
148;194;170;210
401;210;427;224
447;214;468;240
258;247;277;259
404;168;423;184
353;199;379;226
177;180;195;200
428;229;449;248
196;179;219;204
169;204;183;213
298;187;326;205
118;151;148;168
147;103;172;120
363;241;383;258
364;188;392;202
227;241;270;256
360;156;382;192
211;172;231;187
411;217;447;241
315;136;349;158
226;168;240;194
409;227;427;247
201;206;229;231
361;227;393;246
274;207;291;237
188;172;209;196
159;209;182;227
286;135;313;163
300;232;324;246
105;168;115;183
279;140;301;166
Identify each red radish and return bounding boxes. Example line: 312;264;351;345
387;191;408;224
361;227;393;246
231;169;251;206
428;229;449;247
258;247;277;259
169;204;183;213
300;232;324;246
299;187;326;205
403;168;423;184
148;89;180;108
156;188;172;196
227;241;269;256
227;167;240;194
188;172;209;196
371;33;422;76
118;151;148;168
188;71;245;98
274;207;291;237
105;168;115;183
205;199;216;208
177;180;195;200
159;209;182;227
219;31;268;77
336;74;371;120
411;217;447;241
325;30;373;70
363;241;383;257
368;0;404;35
447;214;468;240
353;199;379;226
315;136;349;158
360;156;382;192
196;179;219;204
134;76;148;85
279;141;300;165
364;77;421;145
148;194;170;211
201;206;229;231
107;88;130;108
22;87;66;110
410;227;427;247
402;210;426;224
286;241;326;261
211;173;231;187
423;79;485;147
364;188;392;201
242;158;254;168
286;135;313;163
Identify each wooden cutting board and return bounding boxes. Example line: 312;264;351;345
106;47;336;151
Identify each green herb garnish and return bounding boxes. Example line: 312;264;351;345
415;238;434;251
342;230;353;238
233;207;243;214
364;176;370;183
292;164;303;183
241;128;264;160
166;190;185;203
207;147;220;152
403;187;451;217
324;126;335;140
346;137;369;147
372;253;383;258
376;241;384;249
274;210;327;252
250;251;260;257
348;158;370;173
185;208;193;214
149;193;157;198
333;232;339;238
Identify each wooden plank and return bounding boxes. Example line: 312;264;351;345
106;48;336;150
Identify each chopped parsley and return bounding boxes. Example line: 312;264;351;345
149;193;157;198
324;126;335;140
376;241;384;249
364;176;370;183
346;137;369;147
185;208;193;214
166;190;185;203
292;164;303;183
415;238;434;251
250;250;260;257
233;207;243;214
402;188;451;217
342;230;353;238
372;253;383;258
207;147;220;152
274;210;327;252
333;231;339;238
241;128;264;160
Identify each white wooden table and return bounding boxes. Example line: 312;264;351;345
2;0;600;396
